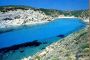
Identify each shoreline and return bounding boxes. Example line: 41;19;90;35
0;18;89;60
0;18;86;49
0;6;89;60
0;18;87;59
28;25;89;60
0;16;88;34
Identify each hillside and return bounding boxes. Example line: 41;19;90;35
0;5;53;33
0;5;89;18
0;5;89;19
0;5;89;34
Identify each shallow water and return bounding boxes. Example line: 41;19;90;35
0;18;86;49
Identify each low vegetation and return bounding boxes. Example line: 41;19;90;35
0;5;89;19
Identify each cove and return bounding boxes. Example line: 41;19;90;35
0;18;86;49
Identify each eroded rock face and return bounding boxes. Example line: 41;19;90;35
0;9;53;33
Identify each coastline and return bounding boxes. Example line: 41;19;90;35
1;23;88;60
28;25;89;60
0;16;88;34
0;6;89;60
0;7;89;34
0;18;87;60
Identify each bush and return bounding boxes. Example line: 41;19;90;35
81;43;89;49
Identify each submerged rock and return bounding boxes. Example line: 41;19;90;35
57;35;65;38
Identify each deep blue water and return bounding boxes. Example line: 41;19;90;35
0;18;86;49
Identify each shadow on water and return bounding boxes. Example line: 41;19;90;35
57;35;65;38
0;36;61;60
0;40;42;53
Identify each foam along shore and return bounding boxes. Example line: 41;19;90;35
58;16;77;18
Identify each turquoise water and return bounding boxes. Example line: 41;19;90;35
0;18;86;49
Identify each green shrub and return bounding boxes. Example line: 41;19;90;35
81;43;89;49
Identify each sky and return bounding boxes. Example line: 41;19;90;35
0;0;89;10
